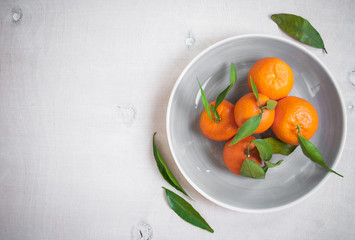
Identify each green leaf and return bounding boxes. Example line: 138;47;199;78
230;63;237;85
210;104;220;122
214;86;229;110
271;13;327;53
251;139;273;161
263;160;283;173
163;187;214;233
298;134;343;177
265;100;278;110
215;63;237;109
265;160;283;168
240;159;265;179
264;137;297;156
153;133;190;197
250;76;260;104
197;79;213;122
229;113;262;146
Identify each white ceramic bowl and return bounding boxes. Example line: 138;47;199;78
166;34;346;212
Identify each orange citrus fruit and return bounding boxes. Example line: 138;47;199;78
248;57;294;100
271;96;319;145
223;136;262;175
200;100;238;141
234;92;275;134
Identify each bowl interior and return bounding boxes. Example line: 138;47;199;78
167;35;345;212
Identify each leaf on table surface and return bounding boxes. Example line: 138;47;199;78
271;13;327;53
153;133;190;197
163;187;214;233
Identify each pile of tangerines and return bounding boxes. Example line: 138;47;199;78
199;57;319;177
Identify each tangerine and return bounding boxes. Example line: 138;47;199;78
248;57;294;100
223;136;262;175
234;93;275;134
200;100;238;141
271;96;319;145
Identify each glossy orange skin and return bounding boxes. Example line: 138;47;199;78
234;93;275;134
248;57;294;100
200;100;238;141
271;96;319;145
223;136;262;175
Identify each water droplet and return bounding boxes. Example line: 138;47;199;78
131;222;153;240
348;103;354;113
114;104;136;126
347;69;355;87
185;32;195;49
12;7;22;22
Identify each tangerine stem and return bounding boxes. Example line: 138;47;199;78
297;125;301;134
259;105;264;114
210;104;221;123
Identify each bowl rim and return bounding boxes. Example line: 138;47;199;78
166;34;347;213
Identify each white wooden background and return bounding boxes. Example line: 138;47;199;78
0;0;354;239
